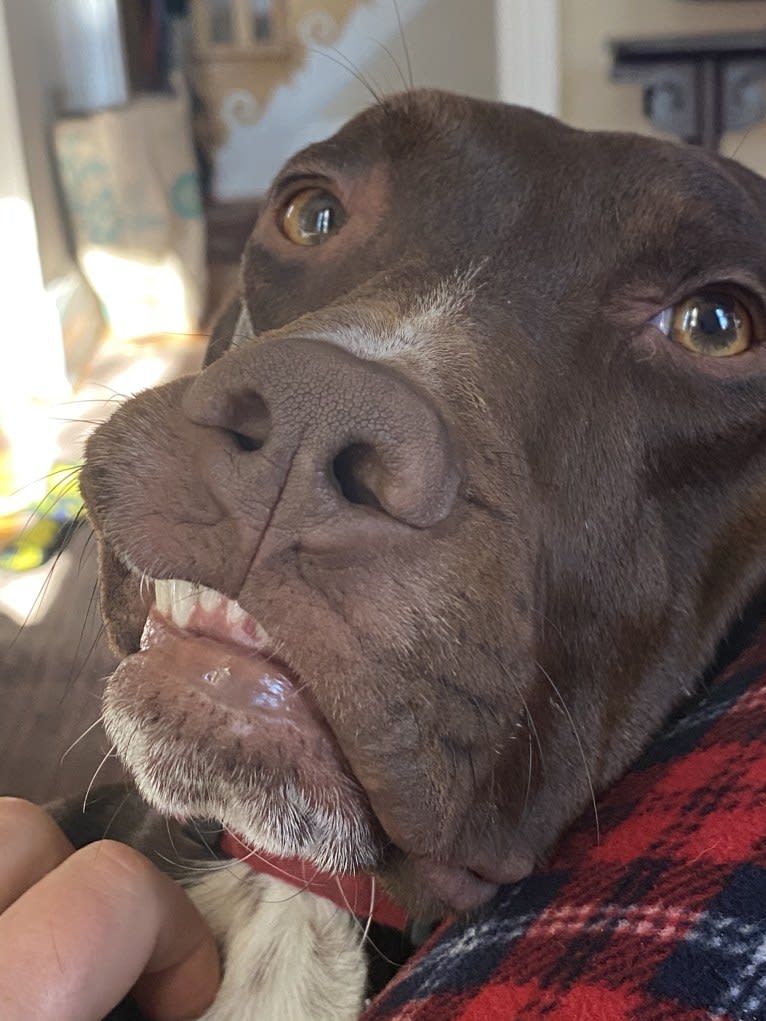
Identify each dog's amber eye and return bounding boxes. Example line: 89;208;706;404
653;293;753;357
280;188;347;246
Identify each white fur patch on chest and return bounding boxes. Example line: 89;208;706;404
185;862;368;1021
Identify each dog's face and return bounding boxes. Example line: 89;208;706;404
81;90;766;918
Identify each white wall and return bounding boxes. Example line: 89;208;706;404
2;0;103;376
3;0;70;284
0;0;69;515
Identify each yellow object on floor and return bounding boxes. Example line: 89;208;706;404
0;463;83;572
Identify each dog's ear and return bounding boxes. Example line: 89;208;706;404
203;295;244;368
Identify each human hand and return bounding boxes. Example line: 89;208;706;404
0;797;220;1021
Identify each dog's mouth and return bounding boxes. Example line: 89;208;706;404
102;575;383;873
103;574;527;913
143;579;344;773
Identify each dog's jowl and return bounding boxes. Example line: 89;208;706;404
74;90;766;1019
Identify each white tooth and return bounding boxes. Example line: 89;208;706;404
183;579;200;602
226;600;247;624
171;579;194;629
199;586;221;613
154;579;171;615
254;621;271;645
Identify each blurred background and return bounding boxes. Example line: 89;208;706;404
2;0;766;804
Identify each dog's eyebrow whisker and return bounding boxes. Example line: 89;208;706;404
534;659;601;845
370;38;409;94
308;46;383;105
82;743;118;812
391;0;414;90
59;714;105;764
330;44;386;103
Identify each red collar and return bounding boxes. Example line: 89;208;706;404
220;831;409;931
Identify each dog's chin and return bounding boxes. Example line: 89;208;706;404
102;582;383;874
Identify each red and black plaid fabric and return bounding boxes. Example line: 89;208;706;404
363;624;766;1021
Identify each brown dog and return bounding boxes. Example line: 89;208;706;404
73;89;766;1017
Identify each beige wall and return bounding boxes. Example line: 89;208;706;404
561;0;766;175
325;0;497;117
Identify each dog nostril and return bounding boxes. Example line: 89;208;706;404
332;443;385;512
224;392;271;453
232;431;262;452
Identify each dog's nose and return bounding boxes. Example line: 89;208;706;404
182;338;459;535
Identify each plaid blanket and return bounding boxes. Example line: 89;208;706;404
364;621;766;1021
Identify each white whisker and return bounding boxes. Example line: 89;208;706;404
82;743;117;812
60;714;105;764
535;660;600;844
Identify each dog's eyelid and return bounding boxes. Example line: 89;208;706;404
650;281;766;328
271;171;339;205
677;276;766;313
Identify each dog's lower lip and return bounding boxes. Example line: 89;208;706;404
105;588;384;871
139;594;341;758
141;610;305;716
140;578;309;714
130;577;357;772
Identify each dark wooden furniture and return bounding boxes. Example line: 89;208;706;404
611;29;766;151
